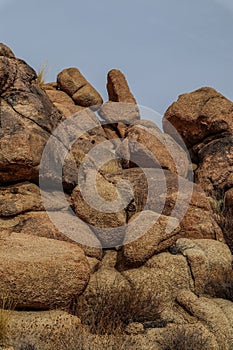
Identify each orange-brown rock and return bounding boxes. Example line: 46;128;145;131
98;101;140;123
223;188;233;253
106;169;223;242
194;135;233;197
71;171;128;247
44;84;84;118
0;233;90;309
107;69;137;104
116;124;189;177
57;68;103;107
121;211;180;266
163;87;233;149
0;43;15;58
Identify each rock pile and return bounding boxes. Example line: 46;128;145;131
0;43;232;350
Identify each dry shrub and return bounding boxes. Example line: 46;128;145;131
75;274;163;335
59;326;136;350
163;325;212;350
0;294;14;347
36;63;48;87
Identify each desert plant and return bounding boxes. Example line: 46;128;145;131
163;325;211;350
59;326;136;350
0;294;14;347
36;62;48;87
19;344;37;350
75;274;163;335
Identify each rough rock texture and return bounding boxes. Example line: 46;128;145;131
43;82;84;118
224;188;233;249
0;55;63;183
107;169;223;243
0;44;232;350
0;233;90;309
116;124;189;177
107;69;137;104
72;171;127;247
163;87;233;148
163;86;233;253
57;68;103;107
98;101;140;124
176;290;233;350
173;238;232;297
121;211;180;266
194;135;233;196
5;310;81;350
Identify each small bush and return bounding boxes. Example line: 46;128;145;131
19;344;37;350
75;274;163;335
36;63;48;87
163;326;211;350
59;327;136;350
0;294;14;347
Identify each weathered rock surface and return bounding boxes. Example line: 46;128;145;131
121;211;180;266
0;54;63;183
57;68;103;107
223;188;233;252
194;135;233;197
0;44;232;350
107;168;222;242
173;238;233;297
43;83;84;118
72;171;127;247
116;124;189;177
163;87;233;148
0;233;90;309
98;101;140;124
5;310;81;350
0;43;15;58
176;290;233;349
0;210;102;260
107;69;137;104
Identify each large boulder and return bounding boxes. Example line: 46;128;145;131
57;68;103;107
5;310;81;350
176;290;233;350
106;168;223;242
43;82;84;118
163;87;233;149
223;187;233;253
0;54;63;183
106;69;137;104
72;171;128;247
194;135;233;197
172;239;233;297
0;233;90;309
116;124;189;177
121;211;180;267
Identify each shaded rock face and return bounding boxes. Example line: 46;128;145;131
0;44;232;350
0;54;63;183
163;87;233;252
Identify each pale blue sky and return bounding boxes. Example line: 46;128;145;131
0;0;233;119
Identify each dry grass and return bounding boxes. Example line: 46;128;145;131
60;328;136;350
0;294;14;347
36;63;48;87
163;325;212;350
74;274;163;336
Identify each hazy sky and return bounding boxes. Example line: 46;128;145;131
0;0;233;121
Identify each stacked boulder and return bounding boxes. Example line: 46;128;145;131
0;43;232;350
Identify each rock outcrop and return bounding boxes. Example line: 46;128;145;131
0;44;232;350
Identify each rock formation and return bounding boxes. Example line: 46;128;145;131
0;43;232;350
